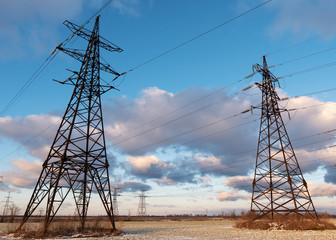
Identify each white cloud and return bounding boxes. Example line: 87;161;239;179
195;153;221;168
155;176;176;186
1;86;336;188
0;114;60;160
198;176;211;183
308;182;336;197
1;158;42;188
217;190;249;201
127;155;169;179
224;175;253;192
114;180;151;192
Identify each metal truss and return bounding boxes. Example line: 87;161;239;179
137;190;148;217
18;16;121;233
250;56;318;221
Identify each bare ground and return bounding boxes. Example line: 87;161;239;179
1;219;336;239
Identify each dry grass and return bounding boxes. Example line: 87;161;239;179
1;219;336;239
6;218;122;239
235;212;336;230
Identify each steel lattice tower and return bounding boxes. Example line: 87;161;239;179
113;187;120;218
137;190;148;217
18;16;123;233
2;192;12;216
250;56;318;220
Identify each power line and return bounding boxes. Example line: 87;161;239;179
121;143;336;198
117;0;272;80
0;0;115;117
281;61;336;79
125;113;257;155
0;53;57;116
1;85;334;163
111;76;250;141
120;101;335;155
0;117;61;161
277;46;336;67
113;89;248;145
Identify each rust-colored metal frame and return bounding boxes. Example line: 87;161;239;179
18;16;122;233
250;56;318;221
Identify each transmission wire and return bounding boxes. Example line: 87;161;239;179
116;0;272;84
0;0;115;117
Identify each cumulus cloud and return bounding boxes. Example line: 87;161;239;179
217;190;249;201
127;155;170;179
268;0;336;40
308;182;336;197
114;180;151;192
1;158;42;188
1;86;336;189
0;182;20;193
224;176;253;192
104;86;336;183
105;86;256;162
155;176;176;186
0;114;60;159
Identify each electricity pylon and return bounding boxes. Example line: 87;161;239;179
250;56;317;220
18;16;123;233
137;190;148;217
113;187;120;218
2;192;12;216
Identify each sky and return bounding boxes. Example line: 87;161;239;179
1;0;336;217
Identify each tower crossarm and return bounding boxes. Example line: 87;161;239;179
63;20;123;53
252;63;278;84
57;47;120;76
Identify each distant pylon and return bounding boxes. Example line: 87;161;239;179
18;16;123;233
2;192;12;216
137;190;148;217
113;187;120;218
250;56;318;220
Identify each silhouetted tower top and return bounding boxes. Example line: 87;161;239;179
250;56;317;221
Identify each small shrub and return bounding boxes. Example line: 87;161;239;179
235;212;336;230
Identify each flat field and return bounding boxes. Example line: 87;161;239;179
1;219;336;239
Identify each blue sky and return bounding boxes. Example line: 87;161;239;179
1;0;336;216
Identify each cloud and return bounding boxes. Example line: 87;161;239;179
268;0;336;40
217;190;249;201
0;114;60;159
104;86;336;183
1;86;336;188
112;0;142;17
115;181;151;192
0;182;20;193
0;0;151;61
224;176;253;192
105;86;256;160
1;158;42;188
149;204;176;208
308;182;336;197
198;176;211;184
155;176;176;186
0;0;83;61
127;155;170;179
